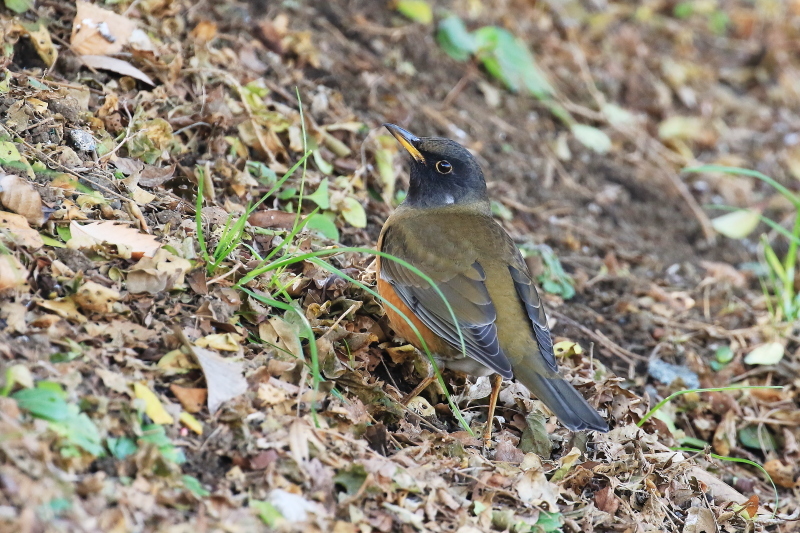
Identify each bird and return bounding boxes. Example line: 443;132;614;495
376;123;608;442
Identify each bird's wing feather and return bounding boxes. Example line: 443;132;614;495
508;262;558;374
380;225;513;379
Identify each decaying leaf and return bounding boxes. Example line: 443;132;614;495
192;346;247;414
0;173;45;227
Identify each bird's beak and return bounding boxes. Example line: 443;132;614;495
384;123;425;164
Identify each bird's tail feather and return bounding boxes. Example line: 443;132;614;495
515;368;608;432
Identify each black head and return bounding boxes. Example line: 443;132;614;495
384;124;489;209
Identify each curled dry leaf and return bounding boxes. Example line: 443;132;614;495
71;0;137;56
0;174;45;227
69;221;161;259
192;346;248;414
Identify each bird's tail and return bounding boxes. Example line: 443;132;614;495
515;367;608;432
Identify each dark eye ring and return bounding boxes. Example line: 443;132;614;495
435;160;452;174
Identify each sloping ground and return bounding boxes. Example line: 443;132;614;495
0;0;798;531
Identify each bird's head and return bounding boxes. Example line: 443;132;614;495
384;123;489;209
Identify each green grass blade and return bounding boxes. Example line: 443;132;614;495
685;165;800;208
674;447;778;518
240;287;321;427
195;167;209;265
638;386;784;427
306;257;473;435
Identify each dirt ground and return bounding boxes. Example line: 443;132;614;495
0;0;799;531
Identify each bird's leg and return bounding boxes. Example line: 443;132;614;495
401;359;436;405
483;373;503;446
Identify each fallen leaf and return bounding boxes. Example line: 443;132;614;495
763;459;796;489
25;23;58;67
737;494;759;520
258;316;303;359
744;342;784;365
170;385;207;413
339;197;367;228
192;347;247;414
594;485;620;515
73;281;120;313
36;297;86;323
396;0;433;24
195;333;242;352
682;506;717;533
711;209;761;239
133;382;175;425
69;221;161;258
0;254;27;291
0;173;45;226
248;209;297;229
514;469;559;511
71;1;137;56
179;412;203;435
0;211;43;249
78;55;155;86
571;124;612;154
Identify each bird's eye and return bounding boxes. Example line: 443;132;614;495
435;160;452;174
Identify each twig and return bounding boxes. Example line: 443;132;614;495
553;310;647;363
206;262;243;286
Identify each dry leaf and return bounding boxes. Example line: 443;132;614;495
170;385;207;414
78;55;155;86
514;469;559;511
69;221;161;258
594;485;620;515
712;410;737;457
0;254;27;291
179;412;203;435
0;174;45;227
258;316;303;359
763;459;797;489
133;382;175;424
195;333;242;352
71;1;137;56
25;23;58;67
73;281;120;313
36;298;86;323
682;507;717;533
0;211;43;249
192;346;247;414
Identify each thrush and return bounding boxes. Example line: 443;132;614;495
377;124;608;440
